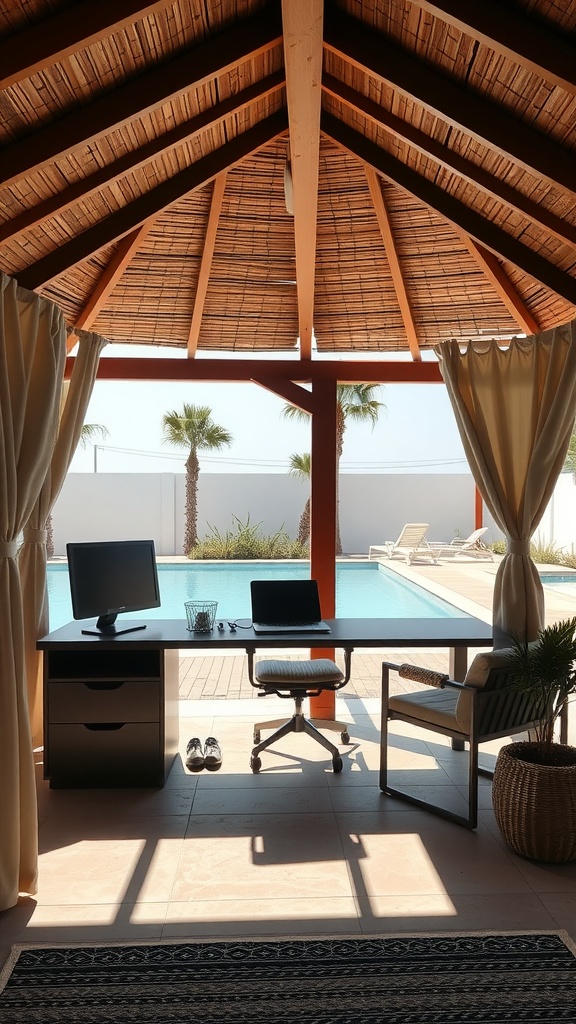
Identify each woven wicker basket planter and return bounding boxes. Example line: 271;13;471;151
492;741;576;863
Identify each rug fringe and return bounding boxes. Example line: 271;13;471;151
3;927;573;957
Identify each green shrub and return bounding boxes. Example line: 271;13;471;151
529;541;565;565
491;538;576;567
490;540;507;555
188;514;308;560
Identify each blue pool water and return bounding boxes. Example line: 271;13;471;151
46;560;467;630
540;573;576;597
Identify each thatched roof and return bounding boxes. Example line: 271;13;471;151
1;0;575;360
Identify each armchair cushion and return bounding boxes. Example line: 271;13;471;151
388;646;535;736
388;687;459;731
463;647;515;688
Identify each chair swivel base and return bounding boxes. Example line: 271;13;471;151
250;695;349;773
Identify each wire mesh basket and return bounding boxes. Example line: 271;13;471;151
185;600;218;632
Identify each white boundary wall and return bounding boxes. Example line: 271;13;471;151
51;472;510;556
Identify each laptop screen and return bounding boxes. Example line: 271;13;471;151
250;579;322;625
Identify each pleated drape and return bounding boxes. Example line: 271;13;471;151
0;273;66;910
18;330;107;742
436;321;576;643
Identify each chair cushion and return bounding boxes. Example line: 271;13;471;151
254;658;344;685
389;689;459;731
391;646;532;735
463;647;516;688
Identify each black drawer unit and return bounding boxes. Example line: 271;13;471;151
43;647;179;788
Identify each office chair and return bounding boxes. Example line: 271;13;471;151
246;649;352;773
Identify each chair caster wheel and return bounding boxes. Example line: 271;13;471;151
250;755;262;773
332;756;343;773
340;730;350;743
253;730;261;743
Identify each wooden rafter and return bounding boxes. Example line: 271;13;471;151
460;236;541;336
323;113;576;307
0;5;282;190
365;168;421;361
410;0;576;96
187;174;227;357
322;74;576;251
323;6;576;196
70;220;158;342
0;72;285;246
0;1;173;90
17;112;289;291
281;0;323;360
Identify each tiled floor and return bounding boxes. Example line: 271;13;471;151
2;557;576;970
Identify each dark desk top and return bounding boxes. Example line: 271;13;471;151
38;616;493;651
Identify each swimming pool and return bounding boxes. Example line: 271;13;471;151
46;560;468;630
540;573;576;597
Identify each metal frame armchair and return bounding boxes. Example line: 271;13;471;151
380;650;567;829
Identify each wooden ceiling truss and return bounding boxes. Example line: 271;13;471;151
1;0;575;358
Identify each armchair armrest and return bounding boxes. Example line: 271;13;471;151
398;664;449;688
383;661;473;691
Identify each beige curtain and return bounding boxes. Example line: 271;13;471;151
19;330;108;742
436;321;576;643
0;273;66;910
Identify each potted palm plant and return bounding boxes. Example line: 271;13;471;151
491;617;576;863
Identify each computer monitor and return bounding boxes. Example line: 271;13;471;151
66;539;161;636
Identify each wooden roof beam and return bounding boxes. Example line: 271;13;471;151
324;7;576;196
0;72;285;246
251;378;314;413
322;74;576;251
410;0;576;96
322;113;576;306
365;168;421;361
0;1;173;90
187;174;227;357
66;357;444;384
18;112;288;291
0;4;282;190
459;235;541;336
281;0;323;360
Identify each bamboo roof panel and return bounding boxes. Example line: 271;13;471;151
0;0;574;354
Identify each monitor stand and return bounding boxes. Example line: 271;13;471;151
81;624;147;637
81;614;148;638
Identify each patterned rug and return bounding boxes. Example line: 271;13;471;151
1;932;576;1023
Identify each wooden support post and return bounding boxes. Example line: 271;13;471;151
475;485;483;530
309;378;338;719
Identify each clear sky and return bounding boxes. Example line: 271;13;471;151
69;344;468;475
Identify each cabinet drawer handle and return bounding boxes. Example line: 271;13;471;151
83;723;125;731
84;682;126;690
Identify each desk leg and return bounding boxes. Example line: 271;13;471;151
449;646;467;682
450;646;467;750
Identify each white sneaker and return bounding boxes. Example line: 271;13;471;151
203;737;222;770
185;737;204;771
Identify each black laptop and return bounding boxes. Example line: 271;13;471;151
250;579;331;634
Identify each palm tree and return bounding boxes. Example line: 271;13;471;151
46;422;109;558
289;452;311;546
283;384;384;554
162;403;232;554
